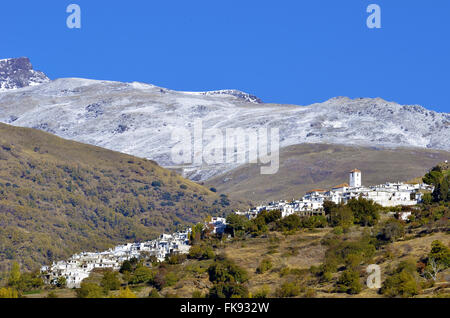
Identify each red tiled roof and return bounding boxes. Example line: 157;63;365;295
332;183;349;189
307;189;325;193
350;169;361;173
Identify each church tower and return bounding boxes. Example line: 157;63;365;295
349;169;362;187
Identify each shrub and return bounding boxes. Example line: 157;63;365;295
129;266;155;284
381;261;419;298
188;244;215;260
111;287;137;298
164;272;179;287
167;253;187;265
301;215;328;229
335;269;362;294
192;290;205;298
332;226;344;235
377;219;405;243
101;271;121;291
209;282;249;298
275;282;300;298
208;258;248;284
256;258;273;274
0;287;19;298
276;214;302;232
253;285;271;298
304;288;316;298
76;282;104;298
148;289;161;298
151;181;162;188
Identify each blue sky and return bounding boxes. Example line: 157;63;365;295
1;0;449;112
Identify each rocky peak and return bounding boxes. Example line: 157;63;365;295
0;57;50;91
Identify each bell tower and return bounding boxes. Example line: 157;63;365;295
349;169;362;187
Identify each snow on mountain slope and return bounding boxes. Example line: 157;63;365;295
0;57;50;91
0;77;449;181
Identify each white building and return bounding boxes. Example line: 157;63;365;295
41;229;192;288
349;169;362;188
232;169;432;220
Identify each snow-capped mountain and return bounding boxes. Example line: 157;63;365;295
0;57;50;91
0;64;448;181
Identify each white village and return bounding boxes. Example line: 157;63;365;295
41;169;433;288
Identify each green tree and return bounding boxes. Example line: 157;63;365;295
7;262;21;287
433;177;449;202
347;197;380;226
76;282;104;298
323;200;338;215
188;244;215;260
329;204;354;228
190;223;205;242
301;215;328;229
119;260;133;273
129;266;154;285
225;214;248;237
101;271;121;291
276;214;302;232
428;240;450;269
208;257;248;284
423;169;443;186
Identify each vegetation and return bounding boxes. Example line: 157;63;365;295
335;269;362;294
76;282;105;298
326;198;381;228
381;261;419;298
100;270;121;291
0;123;244;271
1;148;448;298
256;258;273;274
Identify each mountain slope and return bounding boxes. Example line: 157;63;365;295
0;123;243;271
0;73;448;181
206;143;450;202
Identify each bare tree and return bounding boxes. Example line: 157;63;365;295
423;257;444;281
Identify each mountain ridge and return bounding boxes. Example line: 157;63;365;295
0;58;449;181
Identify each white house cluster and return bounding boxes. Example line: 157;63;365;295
41;230;191;288
235;169;433;219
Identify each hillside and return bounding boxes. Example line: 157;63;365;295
0;123;246;271
206;143;450;202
